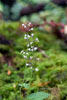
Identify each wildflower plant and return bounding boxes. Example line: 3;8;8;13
20;22;40;80
20;22;50;100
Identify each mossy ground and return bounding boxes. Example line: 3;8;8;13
0;22;67;100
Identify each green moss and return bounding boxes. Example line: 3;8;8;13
0;22;67;100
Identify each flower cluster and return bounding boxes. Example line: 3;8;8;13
20;22;40;72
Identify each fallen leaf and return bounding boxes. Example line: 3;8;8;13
7;70;12;75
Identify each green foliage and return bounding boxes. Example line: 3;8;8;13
0;0;67;99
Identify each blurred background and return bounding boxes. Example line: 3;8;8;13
0;0;66;23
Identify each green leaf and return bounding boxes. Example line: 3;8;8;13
26;92;50;100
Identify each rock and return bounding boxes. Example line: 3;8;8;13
52;0;67;7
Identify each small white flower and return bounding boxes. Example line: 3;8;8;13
24;34;27;37
31;46;34;48
35;68;39;71
30;28;33;31
28;48;31;51
64;25;67;34
31;33;34;37
34;47;38;51
20;50;24;54
23;52;25;54
24;25;26;28
36;38;39;42
30;56;33;59
22;24;26;28
29;28;33;31
24;37;28;40
22;24;24;26
23;55;27;59
28;35;30;38
30;66;33;69
31;49;34;52
26;63;29;66
28;22;31;26
26;52;28;55
27;44;30;47
30;42;33;45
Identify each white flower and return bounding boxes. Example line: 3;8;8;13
20;50;24;54
35;68;39;71
64;25;67;34
24;37;28;40
29;28;33;31
22;24;26;28
28;22;31;26
24;25;26;28
30;56;33;59
31;33;34;37
22;24;24;26
24;34;27;37
30;28;33;31
27;44;30;47
28;35;30;38
26;52;28;55
28;48;31;51
23;55;27;59
31;49;34;52
23;52;25;54
30;42;33;45
36;38;39;42
30;66;33;69
31;46;34;48
26;63;29;66
34;47;38;51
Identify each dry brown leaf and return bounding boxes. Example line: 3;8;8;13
31;81;50;87
7;70;12;75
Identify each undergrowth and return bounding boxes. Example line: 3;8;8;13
0;22;67;100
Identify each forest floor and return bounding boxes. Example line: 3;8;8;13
0;22;67;100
